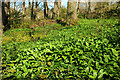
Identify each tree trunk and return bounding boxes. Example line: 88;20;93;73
67;0;77;26
88;0;91;14
118;1;120;25
53;0;61;18
2;2;9;31
35;0;38;9
44;0;48;18
0;1;3;35
8;2;10;15
14;2;16;10
87;0;91;18
31;0;34;21
35;0;38;20
23;0;25;16
77;0;80;13
28;0;31;8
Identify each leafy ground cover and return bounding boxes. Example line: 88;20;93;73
2;19;120;79
2;23;65;44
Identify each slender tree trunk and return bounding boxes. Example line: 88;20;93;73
118;1;120;25
28;0;31;8
8;2;10;15
35;0;38;20
87;0;91;18
0;1;2;26
31;0;34;21
0;1;3;35
0;1;2;75
88;0;91;14
23;0;25;16
14;2;16;10
35;0;38;9
67;0;77;26
77;0;80;13
53;0;61;18
44;0;48;18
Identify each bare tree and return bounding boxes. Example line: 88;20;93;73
53;0;61;18
31;0;34;20
117;1;120;25
35;0;38;9
35;0;38;20
8;2;10;15
87;0;91;18
77;0;81;13
23;0;25;16
88;0;91;14
67;0;77;26
44;0;48;18
0;0;2;35
28;0;31;8
14;2;16;10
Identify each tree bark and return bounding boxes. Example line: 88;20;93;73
77;0;80;13
0;1;2;35
44;0;48;18
28;0;31;8
88;0;91;14
23;0;25;16
31;0;34;21
14;2;16;10
67;0;77;26
118;1;120;25
87;0;91;18
8;2;10;15
53;0;61;18
35;0;38;9
35;0;38;20
2;2;9;31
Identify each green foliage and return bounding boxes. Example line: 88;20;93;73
2;19;120;79
60;6;67;20
9;10;22;29
78;11;88;19
2;23;64;45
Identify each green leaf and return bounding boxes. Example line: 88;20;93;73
98;69;106;79
86;42;89;46
104;55;108;63
78;50;83;54
62;56;67;60
28;56;35;60
93;70;97;78
85;67;89;73
111;48;118;57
